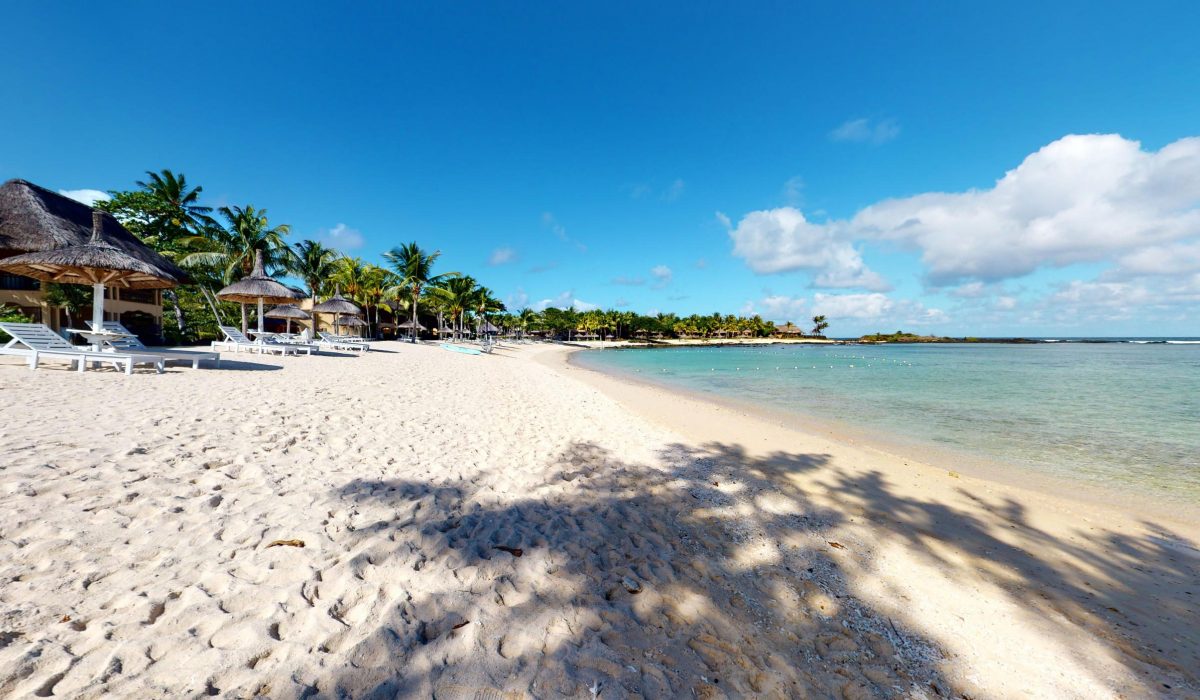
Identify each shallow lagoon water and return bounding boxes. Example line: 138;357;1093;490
576;342;1200;499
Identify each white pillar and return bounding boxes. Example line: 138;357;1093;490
257;298;265;334
91;283;106;349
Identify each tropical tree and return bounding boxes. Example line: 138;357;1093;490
179;205;292;332
135;169;215;247
42;283;93;330
473;286;505;337
384;242;457;342
359;264;396;338
99;169;214;337
811;314;830;336
428;276;478;340
289;240;341;305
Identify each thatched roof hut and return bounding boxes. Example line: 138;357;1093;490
775;322;805;336
0;178;187;286
217;250;301;304
265;304;310;320
312;290;362;316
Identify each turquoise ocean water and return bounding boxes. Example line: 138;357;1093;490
574;341;1200;500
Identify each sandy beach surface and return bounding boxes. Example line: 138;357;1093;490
1;341;1196;699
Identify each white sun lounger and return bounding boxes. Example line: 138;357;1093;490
87;321;221;369
212;326;298;355
319;332;370;351
0;322;165;375
309;333;364;353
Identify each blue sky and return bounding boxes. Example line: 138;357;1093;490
2;2;1199;336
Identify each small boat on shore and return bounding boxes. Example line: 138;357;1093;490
440;343;482;356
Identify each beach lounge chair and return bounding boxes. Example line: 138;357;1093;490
319;331;370;351
304;333;367;353
212;326;298;355
0;322;165;375
257;333;315;355
87;321;221;369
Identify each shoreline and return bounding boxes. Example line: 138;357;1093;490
543;344;1200;698
2;342;1197;698
563;346;1200;528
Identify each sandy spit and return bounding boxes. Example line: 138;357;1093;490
0;342;1196;699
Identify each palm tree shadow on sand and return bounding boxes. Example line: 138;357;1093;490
286;441;1196;699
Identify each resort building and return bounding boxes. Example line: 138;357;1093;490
0;179;166;336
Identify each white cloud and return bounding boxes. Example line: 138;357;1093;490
527;261;559;273
534;290;598;312
542;212;587;252
507;287;530;309
1114;241;1200;277
488;247;517;266
742;292;945;327
812;292;893;319
614;298;630;307
782;176;805;206
830;118;900;145
813;293;946;326
612;275;645;286
59;189;110;206
725;206;890;290
662;179;685;202
852;134;1200;284
728;135;1200;304
1049;280;1151;310
948;281;988;299
316;223;365;250
650;264;672;289
758;294;808;321
627;180;685;202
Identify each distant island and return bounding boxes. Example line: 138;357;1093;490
857;331;1040;344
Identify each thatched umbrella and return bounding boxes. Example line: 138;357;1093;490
0;207;185;344
339;315;367;337
265;303;310;335
312;287;362;336
216;250;302;335
397;318;426;331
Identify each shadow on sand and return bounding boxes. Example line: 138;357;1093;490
295;441;1196;699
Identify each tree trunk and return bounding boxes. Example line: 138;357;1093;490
165;289;186;337
240;303;248;334
411;292;420;342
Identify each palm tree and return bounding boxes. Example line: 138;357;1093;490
134;169;215;335
359;264;396;338
473;286;505;338
383;242;457;342
428;276;477;340
811;315;830;336
289;240;341;306
180;205;292;333
136;169;215;246
517;307;537;339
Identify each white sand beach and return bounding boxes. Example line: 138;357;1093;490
1;342;1197;699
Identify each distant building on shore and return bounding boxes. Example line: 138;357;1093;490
773;322;806;337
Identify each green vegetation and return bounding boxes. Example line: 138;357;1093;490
858;330;1036;343
0;304;31;341
91;168;832;344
